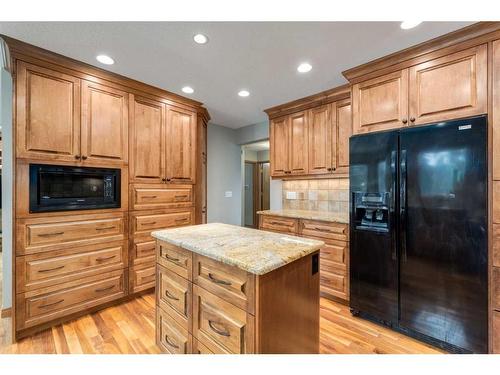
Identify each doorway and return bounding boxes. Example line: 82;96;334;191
242;141;270;228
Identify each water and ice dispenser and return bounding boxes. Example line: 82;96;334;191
352;192;391;232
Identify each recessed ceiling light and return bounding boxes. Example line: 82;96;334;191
182;86;194;94
96;54;114;65
238;90;250;97
193;34;209;44
297;63;312;73
400;21;422;30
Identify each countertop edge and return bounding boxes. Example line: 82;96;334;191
257;209;349;224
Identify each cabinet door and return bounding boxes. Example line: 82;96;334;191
81;81;128;165
409;44;487;126
289;111;308;175
270;116;289;177
166;105;197;184
129;95;165;183
16;61;80;161
352;69;408;134
335;99;352;170
308;105;332;175
493;39;500;180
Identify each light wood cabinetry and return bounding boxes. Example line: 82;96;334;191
267;86;351;179
155;239;319;354
258;214;349;303
351;45;487;134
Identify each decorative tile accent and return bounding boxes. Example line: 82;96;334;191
283;178;349;215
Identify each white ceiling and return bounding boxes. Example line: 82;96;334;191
243;141;270;152
0;22;473;128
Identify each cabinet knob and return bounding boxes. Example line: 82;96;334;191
81;155;88;160
161;178;167;182
402;118;408;124
327;167;332;172
75;155;81;160
410;117;416;122
166;178;172;182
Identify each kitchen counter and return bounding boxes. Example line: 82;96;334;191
151;222;324;275
257;209;349;224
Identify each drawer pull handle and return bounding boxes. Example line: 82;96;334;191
174;195;188;199
96;255;116;262
208;273;232;286
39;299;64;309
165;335;179;349
38;265;65;273
314;227;332;233
142;221;157;225
96;226;116;231
165;254;180;263
37;232;64;237
208;320;231;337
165;290;179;301
175;218;188;222
95;285;115;293
142;195;158;199
269;221;288;226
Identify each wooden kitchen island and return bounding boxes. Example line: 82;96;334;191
151;223;324;354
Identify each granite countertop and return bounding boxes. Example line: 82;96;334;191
151;223;324;275
257;209;349;224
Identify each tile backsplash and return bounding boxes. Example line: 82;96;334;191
282;178;349;214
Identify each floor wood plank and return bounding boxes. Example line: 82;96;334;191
0;294;444;354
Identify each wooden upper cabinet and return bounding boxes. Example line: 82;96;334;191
308;105;332;175
130;95;165;183
288;111;308;175
16;61;81;161
81;81;128;165
352;69;409;134
336;99;352;169
409;44;487;125
270;116;289;177
166;105;197;184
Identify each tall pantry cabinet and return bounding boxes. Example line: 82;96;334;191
5;35;208;340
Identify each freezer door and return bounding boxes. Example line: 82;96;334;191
349;130;399;324
399;116;488;353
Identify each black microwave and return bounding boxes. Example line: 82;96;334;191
29;164;121;213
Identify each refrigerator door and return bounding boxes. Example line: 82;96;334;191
399;116;488;353
349;130;399;324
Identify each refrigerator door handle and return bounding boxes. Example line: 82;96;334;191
390;150;397;261
400;149;407;263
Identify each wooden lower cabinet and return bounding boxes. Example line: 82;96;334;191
494;311;500;353
155;240;319;353
258;214;349;303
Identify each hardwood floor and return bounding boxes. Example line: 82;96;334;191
0;294;443;354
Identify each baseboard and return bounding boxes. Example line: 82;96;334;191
1;307;12;318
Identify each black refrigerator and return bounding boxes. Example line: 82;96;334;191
349;116;488;353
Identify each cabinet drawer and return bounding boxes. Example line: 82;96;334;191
494;311;500;354
131;184;193;210
131;209;193;236
192;337;218;354
16;241;127;292
493;224;500;267
193;285;254;354
157;264;191;330
130;240;156;267
157;308;191;354
17;213;126;255
260;215;298;234
130;264;155;293
16;269;126;330
319;241;348;269
493;268;500;311
300;220;348;241
193;254;255;314
157;241;192;280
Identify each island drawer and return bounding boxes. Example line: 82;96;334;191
494;311;500;353
259;215;298;234
157;308;192;354
129;263;155;293
193;254;255;314
193;285;254;354
16;213;127;255
130;240;156;267
157;265;192;330
157;241;192;280
131;184;193;211
16;269;126;330
300;220;348;241
16;240;127;292
192;337;217;354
